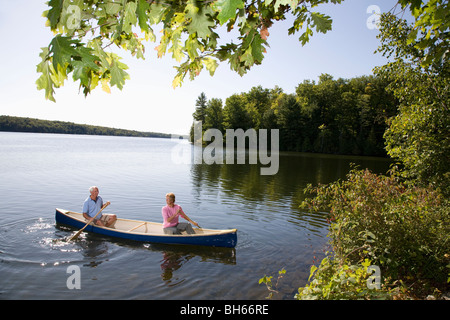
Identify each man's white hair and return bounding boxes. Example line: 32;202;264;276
89;186;99;193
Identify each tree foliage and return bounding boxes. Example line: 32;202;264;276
0;115;171;138
37;0;343;101
375;11;449;194
396;0;449;68
190;74;397;156
296;1;450;300
37;1;449;102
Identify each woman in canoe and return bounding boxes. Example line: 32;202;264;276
162;193;199;235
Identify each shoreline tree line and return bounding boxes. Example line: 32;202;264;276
190;73;398;157
0;115;171;139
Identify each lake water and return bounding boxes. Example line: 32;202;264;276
0;132;391;300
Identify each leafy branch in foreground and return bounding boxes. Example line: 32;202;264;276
396;0;449;68
37;1;448;102
37;0;344;101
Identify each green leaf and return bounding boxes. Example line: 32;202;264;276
172;74;184;89
47;0;63;29
90;38;110;68
123;1;138;33
185;37;203;59
137;0;150;33
310;12;332;33
71;47;100;91
407;28;419;44
299;27;313;46
36;48;56;102
251;32;265;63
106;1;122;15
148;3;166;24
308;265;318;281
45;35;103;98
214;0;244;25
362;259;371;269
49;35;100;75
109;56;129;90
185;3;215;38
405;0;424;17
241;48;254;66
72;65;91;89
203;58;219;76
74;45;101;71
168;31;184;62
49;35;81;70
259;275;273;285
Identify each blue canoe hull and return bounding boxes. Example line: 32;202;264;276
55;208;237;248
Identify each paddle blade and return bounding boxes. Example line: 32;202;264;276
68;229;83;241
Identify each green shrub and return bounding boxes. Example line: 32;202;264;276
298;169;449;299
295;257;394;300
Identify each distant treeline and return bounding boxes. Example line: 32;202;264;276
191;74;399;157
0;115;172;139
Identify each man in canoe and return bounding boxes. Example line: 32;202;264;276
162;192;199;235
82;186;116;228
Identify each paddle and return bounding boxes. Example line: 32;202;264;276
68;203;109;241
191;219;202;231
178;209;201;230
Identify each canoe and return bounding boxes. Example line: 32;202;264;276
55;208;237;248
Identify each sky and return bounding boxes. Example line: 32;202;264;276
0;0;403;136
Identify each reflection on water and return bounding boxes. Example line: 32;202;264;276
154;244;236;285
190;147;391;233
192;149;391;203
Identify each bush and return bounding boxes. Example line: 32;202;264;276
297;168;449;299
295;257;394;300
